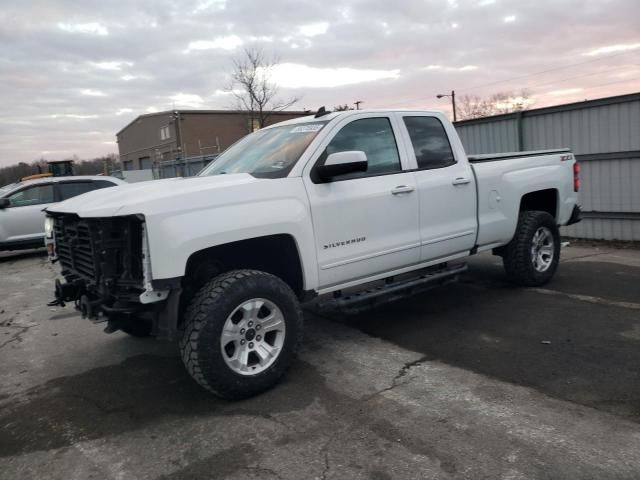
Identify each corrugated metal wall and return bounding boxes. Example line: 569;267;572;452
455;93;640;241
456;118;520;154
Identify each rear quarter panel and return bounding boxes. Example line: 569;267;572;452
472;154;578;247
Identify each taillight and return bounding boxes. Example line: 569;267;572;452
573;162;580;192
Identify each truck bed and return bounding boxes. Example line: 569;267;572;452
468;148;570;163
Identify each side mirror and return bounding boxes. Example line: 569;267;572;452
0;198;9;209
316;151;368;182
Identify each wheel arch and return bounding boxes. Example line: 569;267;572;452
519;188;559;220
183;233;306;298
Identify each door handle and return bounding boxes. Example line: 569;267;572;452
452;177;471;186
391;185;415;195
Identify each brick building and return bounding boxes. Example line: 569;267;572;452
116;110;309;171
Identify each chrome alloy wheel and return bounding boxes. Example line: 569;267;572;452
531;226;554;272
220;298;286;376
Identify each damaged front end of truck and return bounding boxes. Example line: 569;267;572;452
46;213;180;338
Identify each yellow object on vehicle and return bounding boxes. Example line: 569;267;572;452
20;173;53;181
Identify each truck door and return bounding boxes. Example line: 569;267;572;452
398;114;477;261
303;114;420;290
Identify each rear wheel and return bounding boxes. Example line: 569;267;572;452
502;210;560;286
179;269;303;399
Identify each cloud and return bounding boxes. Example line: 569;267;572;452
185;36;243;52
0;0;639;165
80;89;107;97
584;42;640;56
58;22;109;36
213;89;243;96
503;15;516;22
424;65;478;72
169;93;205;108
91;61;133;71
193;0;227;13
297;22;329;37
49;114;99;119
268;63;400;88
548;88;584;96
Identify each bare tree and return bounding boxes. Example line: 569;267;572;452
228;47;299;131
333;104;353;111
457;90;533;120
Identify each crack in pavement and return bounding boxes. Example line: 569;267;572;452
309;354;435;479
222;409;301;434
560;251;612;263
240;466;284;480
460;278;640;310
319;445;330;480
531;288;640;310
365;355;432;401
0;324;38;349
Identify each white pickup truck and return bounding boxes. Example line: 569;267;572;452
46;109;581;398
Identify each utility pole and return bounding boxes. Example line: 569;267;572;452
354;100;363;110
436;90;457;122
451;90;456;122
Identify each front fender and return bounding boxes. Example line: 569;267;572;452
145;181;318;291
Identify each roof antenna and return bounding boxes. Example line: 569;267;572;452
314;106;331;118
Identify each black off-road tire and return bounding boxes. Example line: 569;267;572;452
179;269;303;399
502;210;561;286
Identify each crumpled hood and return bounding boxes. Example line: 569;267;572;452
47;174;261;218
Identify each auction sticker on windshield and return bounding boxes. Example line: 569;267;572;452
291;124;324;133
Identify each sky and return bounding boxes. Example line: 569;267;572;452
0;0;639;166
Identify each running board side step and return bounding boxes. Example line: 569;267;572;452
315;263;467;314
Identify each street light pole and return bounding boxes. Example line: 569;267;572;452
451;90;457;122
436;90;457;122
354;100;363;110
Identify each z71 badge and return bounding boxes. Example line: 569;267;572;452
324;236;366;250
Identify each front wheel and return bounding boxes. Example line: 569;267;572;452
502;210;561;286
179;270;303;399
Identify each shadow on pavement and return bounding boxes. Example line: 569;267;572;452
0;354;335;458
0;248;46;263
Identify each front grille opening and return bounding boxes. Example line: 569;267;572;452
52;214;144;289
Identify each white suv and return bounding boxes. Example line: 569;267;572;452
0;176;124;251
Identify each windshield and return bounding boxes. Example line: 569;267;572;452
200;121;328;178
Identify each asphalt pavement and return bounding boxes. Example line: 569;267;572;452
1;243;639;479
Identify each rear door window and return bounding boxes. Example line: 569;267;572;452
403;116;455;170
